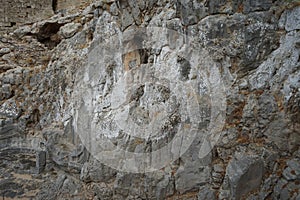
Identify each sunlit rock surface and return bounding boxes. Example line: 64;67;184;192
0;0;300;199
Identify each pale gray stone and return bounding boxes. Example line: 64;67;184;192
59;22;81;39
283;159;300;181
243;0;272;14
198;185;216;200
285;7;300;32
121;9;134;30
13;25;32;38
0;48;10;56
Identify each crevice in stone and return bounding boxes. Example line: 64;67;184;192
32;22;63;49
177;56;191;81
4;22;16;28
26;109;40;128
139;49;149;64
52;0;58;13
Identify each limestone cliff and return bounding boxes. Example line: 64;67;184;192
0;0;300;199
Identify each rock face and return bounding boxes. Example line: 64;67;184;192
0;0;300;199
225;154;264;199
56;0;94;12
0;0;53;33
0;0;94;34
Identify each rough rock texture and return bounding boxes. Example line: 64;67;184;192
0;0;300;199
224;154;264;199
0;0;53;33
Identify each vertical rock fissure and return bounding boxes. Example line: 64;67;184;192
52;0;58;13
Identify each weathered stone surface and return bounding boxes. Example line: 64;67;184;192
175;140;212;194
249;31;300;91
0;84;13;100
176;0;208;26
0;48;11;56
283;159;300;181
37;174;83;199
197;185;216;200
92;182;114;200
243;0;273;14
259;175;278;199
0;0;53;33
56;0;94;13
59;22;81;39
272;177;300;200
121;9;135;30
175;164;210;194
0;1;300;199
80;160;117;183
0;179;23;199
263;119;292;151
36;151;46;173
13;25;32;38
225;154;264;199
284;6;300;32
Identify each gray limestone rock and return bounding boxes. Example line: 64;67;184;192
37;174;83;200
110;2;119;16
176;0;207;26
285;6;300;32
0;48;11;56
249;30;300;90
155;174;175;200
259;175;279;199
272;178;300;200
121;9;134;30
92;183;114;200
243;0;272;14
0;1;300;199
283;159;300;181
80;161;117;183
0;84;13;100
197;185;216;200
175;164;210;194
36;151;46;174
225;154;264;200
263;119;292;152
13;25;32;38
59;22;82;39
